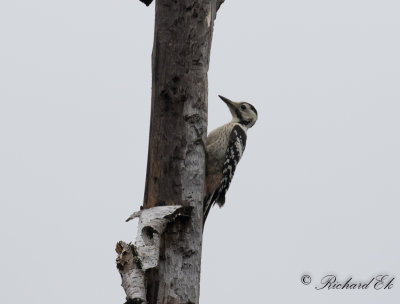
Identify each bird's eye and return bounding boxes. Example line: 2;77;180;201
240;104;246;110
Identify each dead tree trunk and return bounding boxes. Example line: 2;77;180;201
116;1;225;303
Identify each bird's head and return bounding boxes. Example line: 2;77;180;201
218;95;258;128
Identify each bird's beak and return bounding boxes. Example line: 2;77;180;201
218;95;236;111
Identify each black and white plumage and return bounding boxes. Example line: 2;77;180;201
203;95;258;225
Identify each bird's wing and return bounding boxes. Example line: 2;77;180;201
203;125;247;225
217;125;247;207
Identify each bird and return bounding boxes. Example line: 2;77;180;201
203;95;258;225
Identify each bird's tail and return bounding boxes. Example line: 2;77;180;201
203;194;213;227
203;188;225;227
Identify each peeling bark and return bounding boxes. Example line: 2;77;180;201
126;206;191;270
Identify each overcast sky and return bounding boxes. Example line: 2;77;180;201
1;1;400;303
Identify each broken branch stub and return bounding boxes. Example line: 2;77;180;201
117;206;192;303
116;241;146;304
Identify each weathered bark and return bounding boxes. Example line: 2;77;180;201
141;1;220;303
143;1;217;210
118;1;223;303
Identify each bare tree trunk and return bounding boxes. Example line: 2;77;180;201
116;1;224;303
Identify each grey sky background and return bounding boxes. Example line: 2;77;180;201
1;1;400;303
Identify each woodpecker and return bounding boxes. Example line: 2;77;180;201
203;95;258;225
